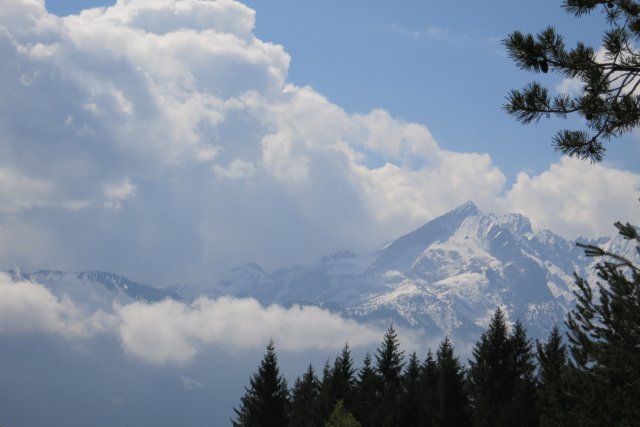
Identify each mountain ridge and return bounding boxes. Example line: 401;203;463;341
5;202;635;345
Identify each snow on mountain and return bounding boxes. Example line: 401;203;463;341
5;201;636;346
8;270;178;311
207;201;636;342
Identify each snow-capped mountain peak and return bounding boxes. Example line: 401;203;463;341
207;201;628;342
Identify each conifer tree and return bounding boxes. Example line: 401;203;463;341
331;343;356;411
318;359;335;421
536;326;575;427
399;352;423;427
469;311;541;427
468;308;513;427
352;352;379;427
232;339;290;427
419;350;438;427
508;321;539;427
504;0;640;161
434;337;471;427
289;364;322;427
319;344;357;420
325;400;361;427
564;221;640;425
373;324;405;427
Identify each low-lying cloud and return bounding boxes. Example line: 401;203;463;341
0;273;383;366
118;297;383;365
0;272;113;337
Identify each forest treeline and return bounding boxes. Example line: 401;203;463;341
233;222;640;427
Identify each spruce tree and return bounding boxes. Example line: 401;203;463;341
468;308;513;427
331;343;356;412
434;337;471;427
536;326;575;427
400;352;423;427
419;350;438;427
319;344;357;420
325;400;361;427
232;339;290;427
318;359;335;422
352;352;379;427
564;221;640;425
507;321;539;427
373;324;405;427
289;364;322;427
504;0;640;161
469;311;541;427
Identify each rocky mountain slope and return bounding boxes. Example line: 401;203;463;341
7;201;634;343
206;201;634;341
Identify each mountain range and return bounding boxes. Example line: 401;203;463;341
12;201;634;344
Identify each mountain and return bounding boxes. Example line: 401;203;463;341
8;269;179;310
6;202;633;344
207;201;633;342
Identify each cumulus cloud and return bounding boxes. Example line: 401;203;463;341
117;296;383;365
0;0;638;285
504;156;640;238
0;272;112;337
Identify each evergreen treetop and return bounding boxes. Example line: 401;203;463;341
565;221;640;425
434;337;472;427
352;352;379;427
536;326;575;427
504;0;640;161
232;339;290;427
399;352;423;427
374;324;405;387
289;364;321;427
325;400;361;427
468;309;539;427
374;324;406;427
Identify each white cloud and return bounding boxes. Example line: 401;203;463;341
0;272;113;337
0;0;638;285
180;375;203;391
504;156;640;238
104;179;137;209
0;167;52;213
117;296;383;366
0;272;385;366
213;159;256;180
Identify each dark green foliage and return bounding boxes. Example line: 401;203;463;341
468;309;539;427
468;309;513;427
352;352;379;427
289;364;322;427
419;350;438;427
434;338;471;427
325;400;361;427
332;343;357;410
373;324;405;427
565;221;640;425
508;321;540;427
232;277;640;427
318;359;335;421
400;352;423;427
504;1;640;161
319;344;357;421
232;339;290;427
536;326;575;427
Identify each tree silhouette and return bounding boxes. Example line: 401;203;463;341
504;0;640;161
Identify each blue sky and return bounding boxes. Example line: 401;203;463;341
1;0;639;283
